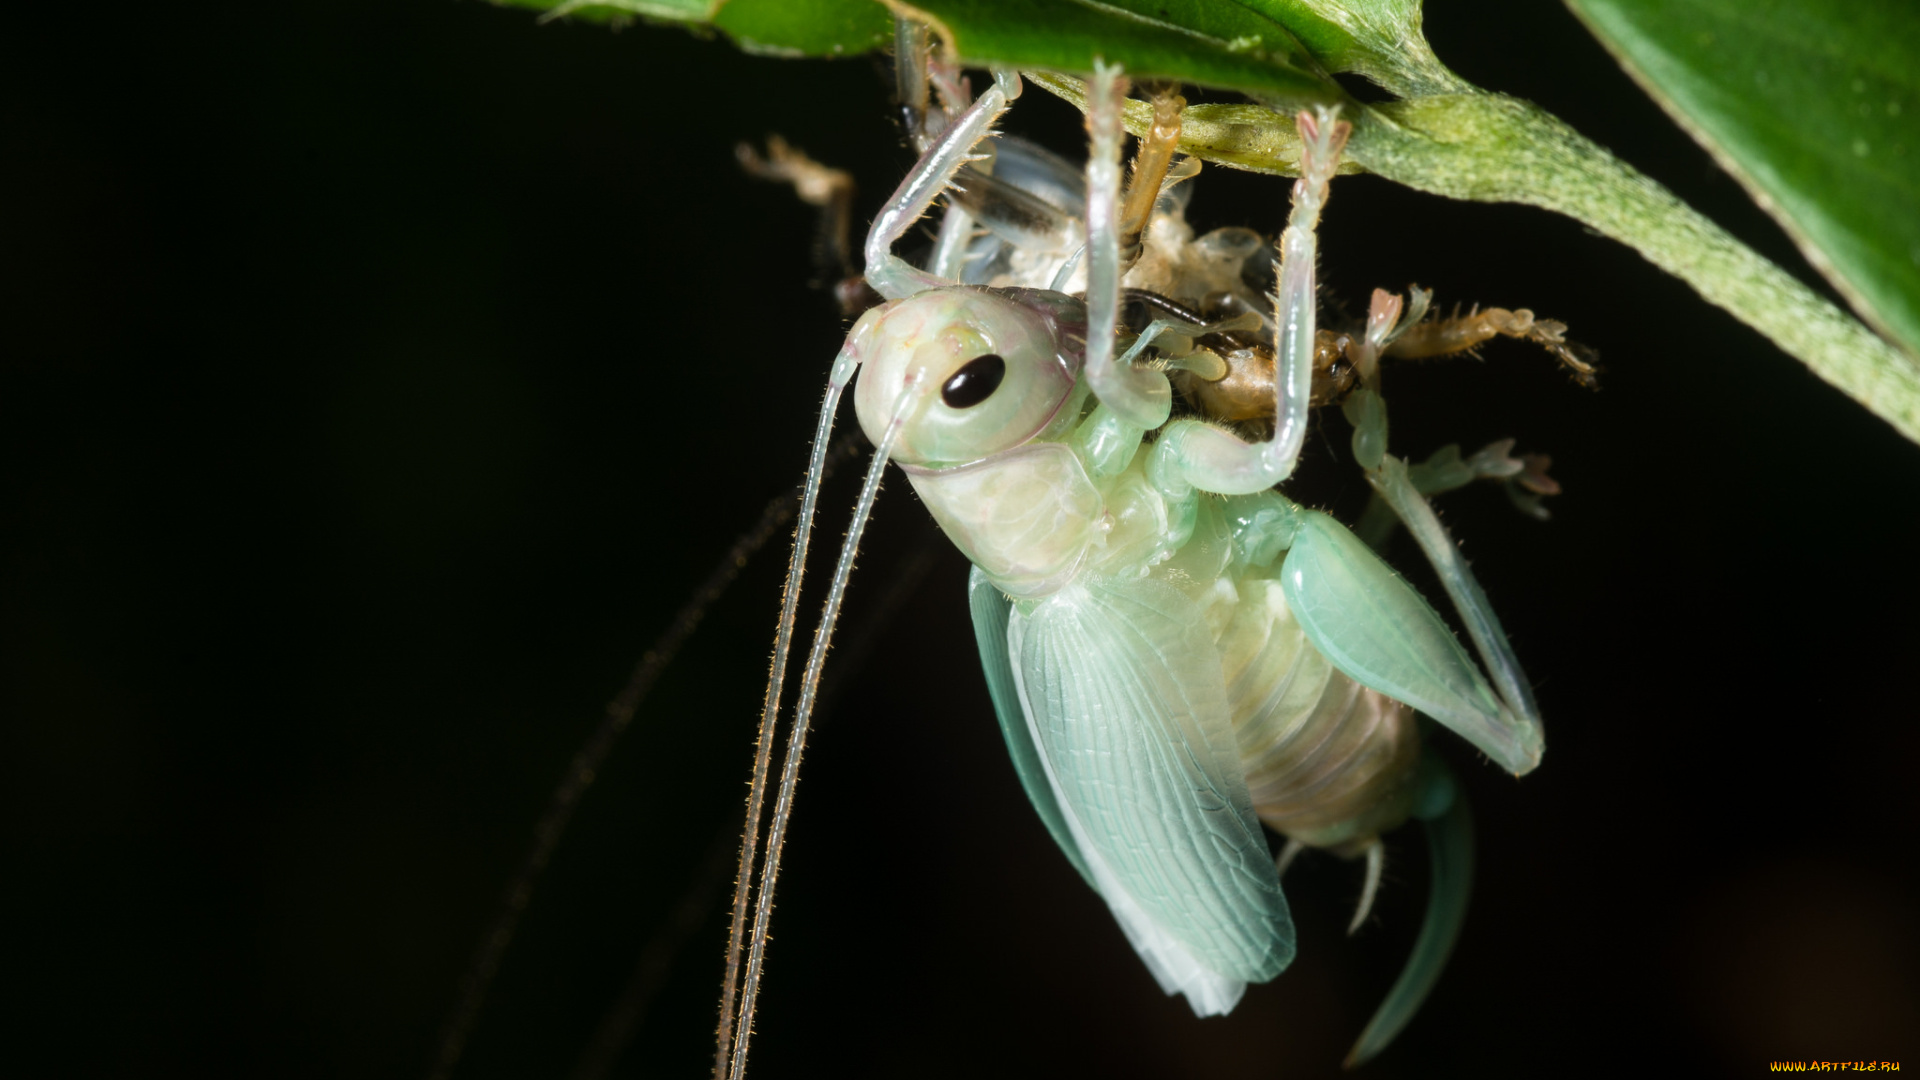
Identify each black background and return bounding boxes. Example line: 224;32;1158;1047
5;2;1918;1078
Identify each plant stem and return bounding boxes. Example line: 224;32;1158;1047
1352;94;1920;444
1027;72;1920;445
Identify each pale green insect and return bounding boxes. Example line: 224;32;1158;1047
717;55;1549;1077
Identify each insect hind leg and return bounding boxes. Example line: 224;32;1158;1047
1337;293;1548;775
1351;438;1562;550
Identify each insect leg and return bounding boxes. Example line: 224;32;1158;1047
1082;60;1173;430
1352;439;1561;549
1370;456;1544;765
1148;108;1349;497
864;73;1012;299
892;15;932;150
1276;506;1543;774
1116;87;1185;269
1386;302;1600;386
1333;357;1546;774
922;55;986;282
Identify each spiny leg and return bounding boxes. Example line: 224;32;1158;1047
1342;290;1546;774
890;20;1035;285
1352;438;1562;550
922;51;989;282
1116;87;1186;270
1387;302;1600;386
864;72;1014;299
1371;457;1545;766
1148;107;1349;498
892;16;932;150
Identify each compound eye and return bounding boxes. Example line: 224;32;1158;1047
941;354;1006;409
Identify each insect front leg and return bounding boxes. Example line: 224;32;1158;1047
1147;107;1349;498
1080;61;1174;431
864;67;1015;299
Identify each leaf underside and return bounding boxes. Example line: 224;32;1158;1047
1569;0;1920;356
503;0;1920;442
507;0;1347;104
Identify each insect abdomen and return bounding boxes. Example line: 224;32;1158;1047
1207;571;1422;855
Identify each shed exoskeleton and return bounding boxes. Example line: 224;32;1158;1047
718;52;1556;1076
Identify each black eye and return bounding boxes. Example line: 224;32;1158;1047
941;354;1006;409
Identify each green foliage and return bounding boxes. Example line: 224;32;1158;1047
1569;0;1920;356
894;1;1340;104
501;0;1920;443
492;0;891;56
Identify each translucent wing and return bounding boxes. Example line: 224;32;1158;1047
968;568;1094;890
1006;574;1294;1015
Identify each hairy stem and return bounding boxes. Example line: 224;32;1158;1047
1026;72;1920;445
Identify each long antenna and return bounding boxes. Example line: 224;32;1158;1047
428;438;856;1080
714;36;1009;1078
712;365;861;1078
727;393;915;1079
571;535;940;1080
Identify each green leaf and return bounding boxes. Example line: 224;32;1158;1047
497;0;1920;445
493;0;716;27
501;0;1350;98
1568;0;1920;357
712;0;891;56
1231;0;1466;96
893;0;1343;106
1029;72;1920;444
496;0;891;57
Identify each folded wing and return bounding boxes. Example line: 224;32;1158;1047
1004;573;1293;1015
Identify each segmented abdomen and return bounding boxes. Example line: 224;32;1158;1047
1207;573;1421;854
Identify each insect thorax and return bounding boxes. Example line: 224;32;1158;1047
907;392;1423;851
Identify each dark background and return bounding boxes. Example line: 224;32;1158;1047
5;1;1917;1077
